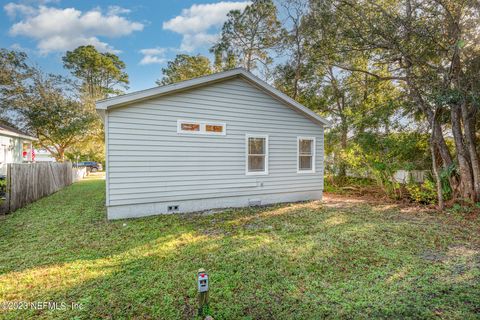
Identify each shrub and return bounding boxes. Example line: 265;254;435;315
0;178;6;196
406;179;437;205
339;132;431;199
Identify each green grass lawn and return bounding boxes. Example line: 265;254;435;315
0;176;479;319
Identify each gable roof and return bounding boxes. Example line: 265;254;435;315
96;68;330;127
0;122;37;140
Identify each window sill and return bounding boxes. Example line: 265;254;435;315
246;171;269;176
177;132;226;136
297;170;316;174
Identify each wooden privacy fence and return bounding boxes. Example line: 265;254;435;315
4;162;73;213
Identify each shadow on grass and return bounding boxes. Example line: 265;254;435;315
1;178;479;319
3;221;479;319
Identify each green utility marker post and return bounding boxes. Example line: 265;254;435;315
197;268;209;316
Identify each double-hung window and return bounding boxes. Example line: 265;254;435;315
298;137;315;173
246;134;268;175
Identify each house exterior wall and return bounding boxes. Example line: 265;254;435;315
0;135;29;175
106;77;324;219
34;149;57;162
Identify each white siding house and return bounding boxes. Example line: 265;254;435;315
34;149;56;162
97;69;329;219
0;123;37;175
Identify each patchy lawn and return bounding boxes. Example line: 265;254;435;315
0;176;479;319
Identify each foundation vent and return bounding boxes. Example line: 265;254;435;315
167;205;179;212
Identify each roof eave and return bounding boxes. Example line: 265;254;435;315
0;131;38;141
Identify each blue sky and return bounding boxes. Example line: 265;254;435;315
0;0;251;92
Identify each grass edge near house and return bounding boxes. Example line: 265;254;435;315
0;176;479;319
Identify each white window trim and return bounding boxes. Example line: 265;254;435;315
245;134;269;176
177;119;226;135
297;136;316;173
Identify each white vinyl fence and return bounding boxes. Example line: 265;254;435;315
345;169;430;184
392;170;429;184
72;167;87;182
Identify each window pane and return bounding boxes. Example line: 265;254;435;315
299;139;312;154
181;123;200;131
248;155;265;172
299;156;312;170
248;137;265;154
206;124;223;133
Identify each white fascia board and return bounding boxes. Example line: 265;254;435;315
0;131;38;141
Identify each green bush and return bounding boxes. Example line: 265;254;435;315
339;132;431;199
406;179;437;205
439;164;455;200
0;178;6;194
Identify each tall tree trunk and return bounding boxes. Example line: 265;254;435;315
446;12;477;201
430;118;445;210
451;105;475;201
432;118;454;169
431;143;445;210
293;69;300;100
407;73;454;169
428;114;460;200
338;120;348;177
56;147;65;163
246;51;252;71
460;101;480;201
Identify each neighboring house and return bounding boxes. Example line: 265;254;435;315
0;123;37;175
34;149;57;162
96;68;330;219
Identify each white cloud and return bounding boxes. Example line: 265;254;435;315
36;0;61;3
163;1;250;52
39;35;119;54
139;55;165;65
180;33;220;52
139;47;167;65
4;3;36;18
107;5;131;16
163;1;250;34
5;3;144;54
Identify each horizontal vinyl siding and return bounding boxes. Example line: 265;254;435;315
107;77;324;206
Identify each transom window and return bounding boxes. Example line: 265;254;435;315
177;120;226;135
298;137;315;173
206;124;223;133
246;135;268;175
181;123;200;132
